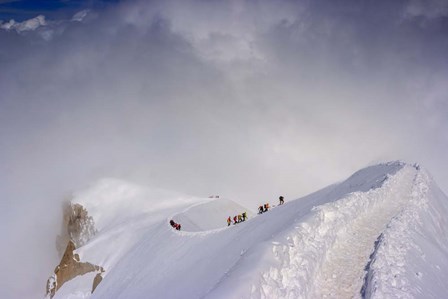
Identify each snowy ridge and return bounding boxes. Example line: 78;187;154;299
254;163;416;298
72;178;201;231
51;162;448;299
172;198;255;232
363;167;448;298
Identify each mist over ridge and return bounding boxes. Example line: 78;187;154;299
0;0;447;297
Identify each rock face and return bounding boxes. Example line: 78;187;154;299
47;201;103;298
92;273;103;293
56;201;96;257
46;240;104;298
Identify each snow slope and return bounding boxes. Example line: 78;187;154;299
173;198;255;232
362;167;448;298
54;162;448;299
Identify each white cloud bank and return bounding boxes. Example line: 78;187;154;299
0;0;447;297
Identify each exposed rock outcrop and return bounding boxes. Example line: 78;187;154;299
56;200;96;257
46;199;105;298
46;240;104;298
92;273;103;293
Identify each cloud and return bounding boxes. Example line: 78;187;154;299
0;14;46;31
0;9;96;41
71;9;89;22
1;0;447;297
404;0;448;18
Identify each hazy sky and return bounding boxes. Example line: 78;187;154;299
0;0;119;21
1;0;448;297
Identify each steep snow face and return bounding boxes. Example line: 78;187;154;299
56;162;448;299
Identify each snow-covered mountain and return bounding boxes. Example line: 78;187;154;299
47;162;448;298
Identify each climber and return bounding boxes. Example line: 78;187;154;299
279;196;284;205
227;216;232;226
233;215;238;224
242;212;247;221
264;203;270;212
258;205;264;214
238;214;242;223
169;219;181;231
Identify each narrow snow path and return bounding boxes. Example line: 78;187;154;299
312;167;417;298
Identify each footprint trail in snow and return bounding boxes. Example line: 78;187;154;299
312;167;417;298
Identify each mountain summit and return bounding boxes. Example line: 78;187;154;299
47;162;448;298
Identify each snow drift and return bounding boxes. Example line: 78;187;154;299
50;162;448;298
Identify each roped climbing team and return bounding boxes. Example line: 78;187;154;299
170;195;285;230
227;211;247;226
232;195;285;226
